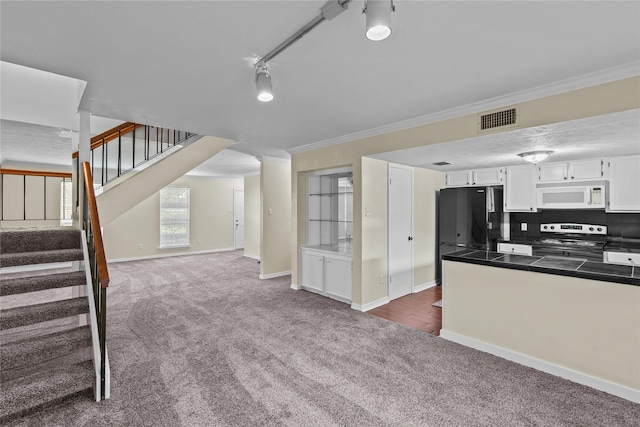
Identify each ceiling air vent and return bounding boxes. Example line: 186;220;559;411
432;161;451;166
479;107;518;132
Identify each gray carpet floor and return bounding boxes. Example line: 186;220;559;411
7;250;639;426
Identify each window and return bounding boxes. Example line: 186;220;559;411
160;186;190;248
60;179;73;226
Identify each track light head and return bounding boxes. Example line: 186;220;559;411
255;64;273;102
363;0;395;41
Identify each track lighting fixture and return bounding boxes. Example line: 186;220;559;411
363;0;395;41
255;64;273;102
518;151;553;164
254;0;397;102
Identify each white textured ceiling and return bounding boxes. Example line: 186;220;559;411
1;1;639;172
370;109;640;171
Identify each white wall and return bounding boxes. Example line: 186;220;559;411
102;175;243;261
0;171;68;228
244;174;260;260
260;158;291;277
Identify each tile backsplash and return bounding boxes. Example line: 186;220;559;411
510;211;640;239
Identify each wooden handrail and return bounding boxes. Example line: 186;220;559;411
82;162;110;288
71;122;142;158
0;168;72;179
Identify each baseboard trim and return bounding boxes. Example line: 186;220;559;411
352;296;390;312
413;280;437;293
108;247;236;263
290;283;301;290
0;261;72;274
259;270;292;280
244;253;260;261
439;329;640;404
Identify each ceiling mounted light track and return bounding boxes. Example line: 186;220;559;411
254;0;396;101
363;0;395;41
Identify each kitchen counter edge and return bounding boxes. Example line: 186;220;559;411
443;251;639;286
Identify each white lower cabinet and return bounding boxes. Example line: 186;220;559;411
300;250;324;293
300;247;352;303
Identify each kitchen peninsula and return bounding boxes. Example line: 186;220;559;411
440;250;640;403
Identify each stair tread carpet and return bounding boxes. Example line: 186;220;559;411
0;227;82;254
0;360;94;421
0;248;84;268
1;326;92;373
0;271;86;296
0;297;89;330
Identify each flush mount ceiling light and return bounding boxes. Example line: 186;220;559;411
518;150;554;164
363;0;395;41
255;64;273;102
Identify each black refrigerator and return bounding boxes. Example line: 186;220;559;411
436;186;503;284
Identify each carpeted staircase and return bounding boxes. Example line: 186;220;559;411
0;227;95;422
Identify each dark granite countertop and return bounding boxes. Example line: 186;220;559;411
443;250;639;286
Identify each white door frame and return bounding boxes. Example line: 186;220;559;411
387;163;414;300
233;188;244;249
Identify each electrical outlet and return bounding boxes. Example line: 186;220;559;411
379;274;384;284
138;243;143;249
521;223;528;232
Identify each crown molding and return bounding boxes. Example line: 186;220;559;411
288;62;640;155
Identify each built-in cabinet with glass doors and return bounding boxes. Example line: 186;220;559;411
299;168;353;304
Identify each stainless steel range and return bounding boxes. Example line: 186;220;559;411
532;223;606;262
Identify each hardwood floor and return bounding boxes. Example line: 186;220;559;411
368;286;442;336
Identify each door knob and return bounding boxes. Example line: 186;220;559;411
408;236;413;241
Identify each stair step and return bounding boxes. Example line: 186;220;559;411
1;326;92;373
0;227;82;254
0;298;89;331
0;360;94;422
0;271;86;296
0;248;84;268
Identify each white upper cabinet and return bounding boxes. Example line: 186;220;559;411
446;168;503;187
608;155;640;212
472;167;503;186
538;162;569;182
569;158;604;180
538;159;603;182
445;170;471;187
505;165;537;212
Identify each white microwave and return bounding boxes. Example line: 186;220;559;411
536;182;607;209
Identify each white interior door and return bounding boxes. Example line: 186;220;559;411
234;189;244;249
388;164;413;301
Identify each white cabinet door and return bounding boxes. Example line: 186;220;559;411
505;165;537;212
445;171;471;187
497;243;533;256
300;250;324;292
569;158;603;180
538;162;568;182
472;167;503;186
608;155;640;212
324;255;352;302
